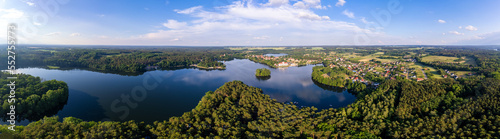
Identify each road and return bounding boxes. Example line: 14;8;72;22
421;69;428;79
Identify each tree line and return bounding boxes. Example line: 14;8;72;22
0;72;69;122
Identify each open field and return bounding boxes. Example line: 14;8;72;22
310;47;324;50
47;65;60;69
354;53;399;63
464;56;477;66
408;47;423;50
34;49;57;54
106;53;125;57
342;52;400;63
421;56;459;63
410;62;443;79
449;70;473;77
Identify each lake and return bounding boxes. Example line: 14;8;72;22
7;59;355;125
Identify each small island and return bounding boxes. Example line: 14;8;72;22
255;68;271;77
191;60;226;70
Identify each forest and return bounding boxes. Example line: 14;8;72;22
0;72;69;122
0;46;244;73
311;66;367;93
3;74;497;138
255;68;271;77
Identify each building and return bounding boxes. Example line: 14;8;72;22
278;62;289;67
416;78;424;81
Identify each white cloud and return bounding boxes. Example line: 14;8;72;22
264;0;289;7
0;8;24;19
70;33;81;37
292;0;325;9
465;25;477;31
135;0;379;46
293;1;307;9
360;17;373;24
438;19;446;23
45;32;61;36
342;10;355;19
253;36;270;40
26;2;35;6
336;0;346;7
449;31;464;35
162;20;187;29
458;26;462;29
174;6;202;14
455;31;500;45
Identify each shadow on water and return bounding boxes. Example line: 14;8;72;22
312;78;347;93
256;76;271;81
54;89;107;122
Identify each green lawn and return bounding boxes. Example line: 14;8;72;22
47;65;60;69
410;63;443;79
464;56;478;66
449;70;473;77
421;56;459;63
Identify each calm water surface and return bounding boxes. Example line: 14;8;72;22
11;59;355;124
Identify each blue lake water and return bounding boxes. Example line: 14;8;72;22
7;59;355;125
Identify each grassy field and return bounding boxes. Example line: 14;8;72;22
310;47;324;50
35;49;57;54
47;65;60;69
421;56;459;63
464;56;478;66
409;62;443;79
449;70;473;77
408;47;423;50
341;52;400;63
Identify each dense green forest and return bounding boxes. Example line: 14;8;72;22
0;46;244;73
255;68;271;77
3;77;497;138
0;72;69;122
311;66;367;92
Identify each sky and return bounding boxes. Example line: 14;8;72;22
1;0;500;46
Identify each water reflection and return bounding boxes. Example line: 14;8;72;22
256;76;271;81
14;59;356;124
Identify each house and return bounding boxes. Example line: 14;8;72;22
278;62;289;67
443;75;448;78
416;78;424;81
329;64;336;68
145;66;159;70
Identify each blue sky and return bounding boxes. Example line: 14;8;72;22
1;0;499;46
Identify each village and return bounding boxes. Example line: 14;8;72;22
247;52;469;85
